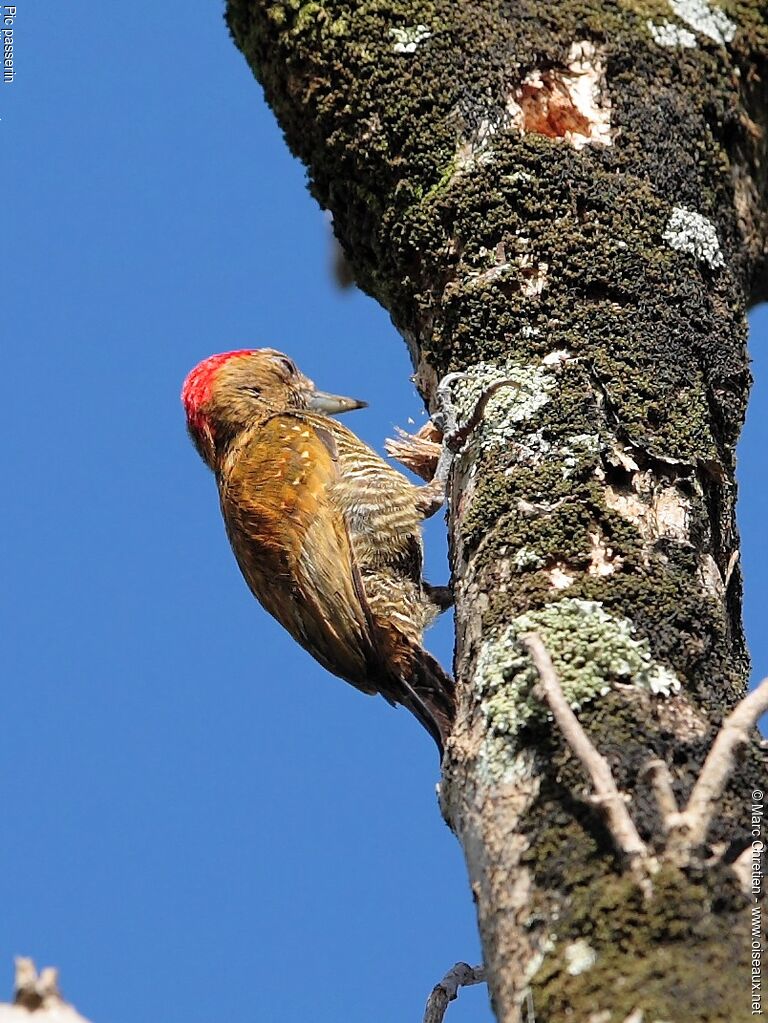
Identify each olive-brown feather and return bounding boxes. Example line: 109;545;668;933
182;349;455;751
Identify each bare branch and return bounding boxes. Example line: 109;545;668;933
642;758;680;829
423;962;486;1023
520;633;650;873
668;676;768;854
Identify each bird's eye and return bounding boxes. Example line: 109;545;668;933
242;385;262;397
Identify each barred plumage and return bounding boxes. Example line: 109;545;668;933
182;349;455;751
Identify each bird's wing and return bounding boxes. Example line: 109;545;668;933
218;413;380;693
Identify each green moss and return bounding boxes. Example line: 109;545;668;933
518;754;752;1020
293;2;325;33
478;528;742;711
530;867;750;1022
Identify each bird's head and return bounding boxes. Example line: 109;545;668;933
181;348;367;468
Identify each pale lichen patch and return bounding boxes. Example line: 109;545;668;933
562;433;601;476
390;24;431;54
506;430;553;471
648;665;681;696
512;546;545;571
472;599;682;765
475;734;540;788
565;938;598;975
668;0;736;45
448;360;556;452
663;206;725;268
647;19;698;47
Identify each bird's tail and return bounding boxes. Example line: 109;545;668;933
352;567;455;754
386;636;456;755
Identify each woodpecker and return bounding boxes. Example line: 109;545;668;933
182;349;455;751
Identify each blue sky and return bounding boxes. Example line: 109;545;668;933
2;5;765;1021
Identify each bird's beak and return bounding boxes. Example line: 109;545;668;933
307;390;368;415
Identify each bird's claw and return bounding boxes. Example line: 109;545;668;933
433;372;467;438
436;373;521;453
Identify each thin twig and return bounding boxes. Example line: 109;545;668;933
668;676;768;854
641;758;680;830
423;962;486;1023
521;633;650;874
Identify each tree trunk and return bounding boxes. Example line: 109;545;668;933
225;2;768;1020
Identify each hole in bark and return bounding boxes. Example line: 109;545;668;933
604;462;635;489
515;72;593;140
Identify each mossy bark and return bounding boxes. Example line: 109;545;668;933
225;2;767;1020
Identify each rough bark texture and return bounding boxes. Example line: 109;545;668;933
225;2;768;1020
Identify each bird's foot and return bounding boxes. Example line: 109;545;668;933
436;373;520;454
